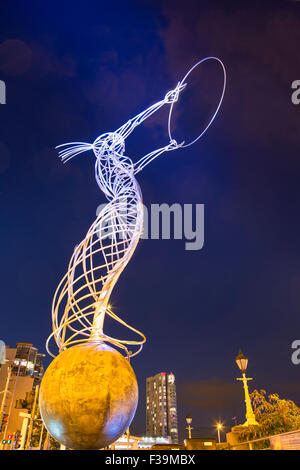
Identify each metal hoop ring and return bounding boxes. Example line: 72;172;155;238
167;57;226;148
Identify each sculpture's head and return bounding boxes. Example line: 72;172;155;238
56;131;130;170
93;132;125;158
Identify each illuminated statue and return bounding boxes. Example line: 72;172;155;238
39;58;226;450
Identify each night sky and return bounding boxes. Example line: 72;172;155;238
1;0;300;441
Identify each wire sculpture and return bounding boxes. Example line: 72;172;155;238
46;57;226;360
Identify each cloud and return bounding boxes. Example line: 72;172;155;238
0;38;78;79
0;39;32;76
178;378;241;412
159;2;300;145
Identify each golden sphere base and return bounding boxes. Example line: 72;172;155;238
39;342;138;449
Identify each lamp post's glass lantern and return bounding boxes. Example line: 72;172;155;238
235;349;248;374
186;414;192;425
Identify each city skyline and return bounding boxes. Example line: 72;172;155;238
1;342;185;445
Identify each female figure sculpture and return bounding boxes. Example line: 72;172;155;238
39;58;226;449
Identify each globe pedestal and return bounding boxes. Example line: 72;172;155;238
39;342;138;450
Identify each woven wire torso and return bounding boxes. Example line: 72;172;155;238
48;132;145;358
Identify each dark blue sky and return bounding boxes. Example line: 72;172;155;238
1;0;300;440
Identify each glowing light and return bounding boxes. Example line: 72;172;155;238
48;420;64;440
46;58;226;359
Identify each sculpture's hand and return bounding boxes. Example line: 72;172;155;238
164;82;186;104
166;139;185;151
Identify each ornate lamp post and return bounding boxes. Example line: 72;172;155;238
235;349;258;426
185;414;193;439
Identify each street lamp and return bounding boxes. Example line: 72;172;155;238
185;414;193;439
235;349;258;426
216;423;223;443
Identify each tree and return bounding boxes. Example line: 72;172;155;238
239;389;300;448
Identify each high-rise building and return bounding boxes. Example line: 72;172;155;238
0;342;45;439
146;372;178;444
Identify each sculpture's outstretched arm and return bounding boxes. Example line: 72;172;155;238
116;82;186;140
134;139;184;174
55;83;185;166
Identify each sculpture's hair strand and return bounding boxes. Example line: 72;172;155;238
56;142;94;163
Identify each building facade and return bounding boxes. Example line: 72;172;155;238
110;434;170;450
146;372;178;443
0;342;44;440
